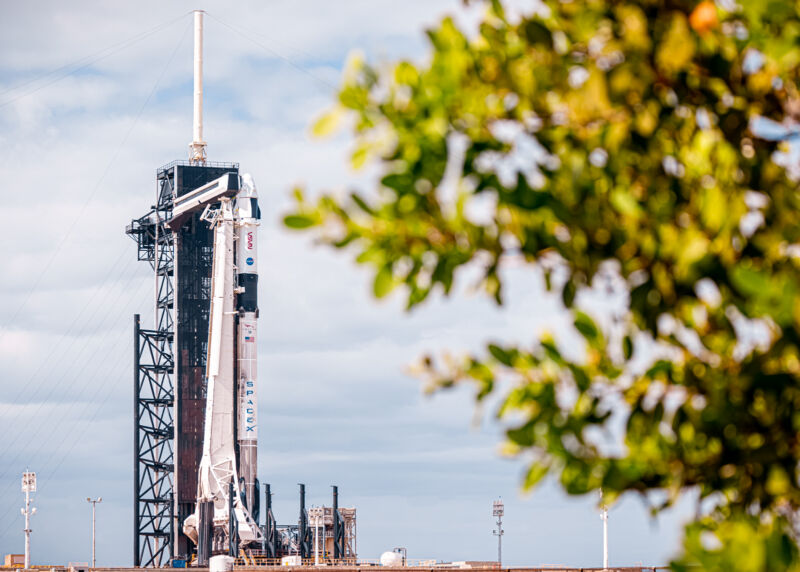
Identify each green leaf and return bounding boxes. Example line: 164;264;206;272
574;311;602;348
381;173;415;194
522;20;552;47
623;335;633;360
523;462;549;490
488;344;513;366
311;107;343;137
610;188;642;218
766;465;790;496
283;214;317;229
655;12;695;77
645;360;673;378
562;280;576;308
351;143;371;170
394;61;419;85
350;192;376;215
569;364;591;391
373;265;395;298
333;233;358;248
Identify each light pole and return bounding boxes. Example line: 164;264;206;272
21;472;36;570
87;497;102;568
600;490;608;570
492;500;504;568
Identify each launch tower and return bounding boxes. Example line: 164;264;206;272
126;10;248;566
128;159;240;566
126;11;357;567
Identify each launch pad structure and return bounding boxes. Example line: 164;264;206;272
128;160;240;565
126;10;356;568
126;86;358;572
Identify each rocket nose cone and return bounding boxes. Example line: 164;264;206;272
241;173;258;197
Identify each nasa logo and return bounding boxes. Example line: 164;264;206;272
246;257;254;265
246;232;253;249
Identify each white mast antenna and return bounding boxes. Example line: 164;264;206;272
190;10;207;164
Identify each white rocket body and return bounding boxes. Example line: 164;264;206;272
234;174;259;517
183;173;261;549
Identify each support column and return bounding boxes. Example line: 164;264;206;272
133;314;140;567
229;481;237;557
332;486;341;562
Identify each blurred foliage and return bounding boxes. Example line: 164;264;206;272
285;0;800;567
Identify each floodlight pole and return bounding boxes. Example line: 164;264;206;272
23;487;31;569
21;472;36;570
492;500;504;568
87;497;102;568
600;490;608;570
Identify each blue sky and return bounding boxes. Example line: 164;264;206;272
0;1;694;567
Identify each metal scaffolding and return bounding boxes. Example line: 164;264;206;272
128;162;176;567
128;160;238;567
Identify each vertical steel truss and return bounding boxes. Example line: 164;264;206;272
263;485;278;558
135;320;174;567
128;171;176;567
343;512;357;561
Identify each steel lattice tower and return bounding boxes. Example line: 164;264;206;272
128;160;239;566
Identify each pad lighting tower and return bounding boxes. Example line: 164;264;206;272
492;499;504;568
600;491;608;570
21;472;36;570
87;497;102;568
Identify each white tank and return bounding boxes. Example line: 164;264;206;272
380;551;404;567
209;555;234;572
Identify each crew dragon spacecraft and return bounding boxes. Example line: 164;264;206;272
172;172;263;554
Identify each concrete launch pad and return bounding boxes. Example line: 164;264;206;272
1;567;670;572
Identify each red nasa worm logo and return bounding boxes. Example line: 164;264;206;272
246;231;253;250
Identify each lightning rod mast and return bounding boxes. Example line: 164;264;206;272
190;10;207;164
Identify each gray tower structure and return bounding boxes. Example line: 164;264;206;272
128;160;239;567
